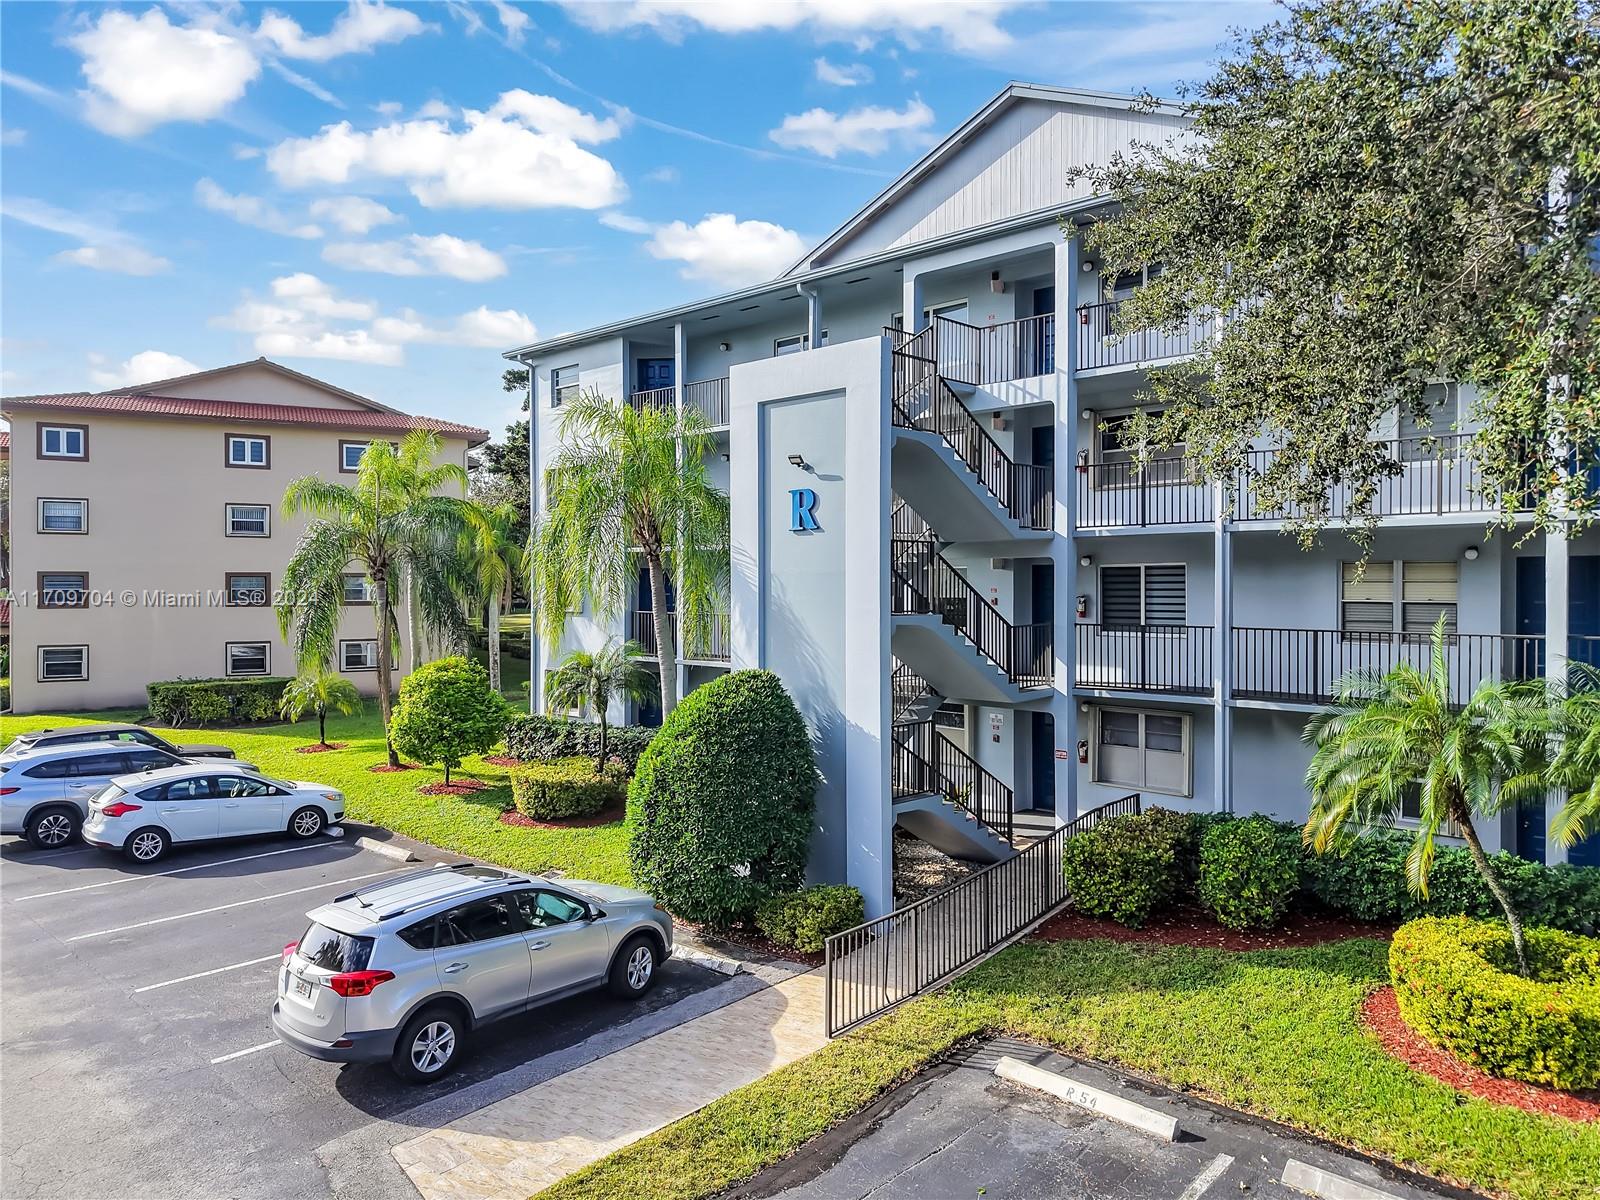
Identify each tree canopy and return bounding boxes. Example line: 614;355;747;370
1077;0;1600;539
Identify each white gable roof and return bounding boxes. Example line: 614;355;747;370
790;83;1190;274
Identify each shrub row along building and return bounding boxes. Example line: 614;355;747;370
503;83;1600;916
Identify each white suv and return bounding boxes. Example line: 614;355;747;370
272;864;674;1082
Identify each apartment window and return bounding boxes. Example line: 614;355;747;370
225;642;270;676
226;504;270;537
226;433;271;469
774;330;829;356
342;573;374;604
37;645;88;682
1100;564;1186;627
37;498;87;534
38;572;89;608
226;573;270;607
552;365;579;407
1398;383;1459;461
340;639;379;671
38;424;88;460
1094;707;1191;796
339;441;370;472
1341;561;1458;637
1098;414;1184;470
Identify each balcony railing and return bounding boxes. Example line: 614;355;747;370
1076;299;1216;372
1076;457;1215;527
1237;435;1491;522
628;386;675;414
930;314;1056;385
684;613;730;662
684;377;729;427
1231;628;1546;705
629;609;662;655
1075;624;1214;695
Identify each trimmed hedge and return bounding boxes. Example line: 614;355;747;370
505;714;656;772
1061;807;1191;928
628;670;819;926
755;885;865;954
1389;916;1600;1091
147;676;291;726
1197;816;1302;930
511;757;627;820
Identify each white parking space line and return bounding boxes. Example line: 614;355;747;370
1178;1154;1235;1200
65;868;402;942
14;842;346;902
210;1040;281;1065
134;954;281;993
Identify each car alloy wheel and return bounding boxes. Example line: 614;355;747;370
626;943;654;991
130;832;165;861
34;813;73;847
291;808;323;837
410;1021;456;1074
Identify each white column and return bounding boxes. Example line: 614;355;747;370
805;286;823;348
525;361;540;715
672;321;689;707
903;271;927;333
1212;492;1234;812
1545;526;1571;865
1051;233;1080;821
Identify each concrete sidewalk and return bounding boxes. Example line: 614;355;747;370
390;969;827;1200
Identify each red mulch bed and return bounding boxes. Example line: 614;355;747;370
1362;987;1600;1122
482;755;523;768
498;800;626;830
418;779;488;797
1033;904;1394;951
368;763;417;773
294;742;347;754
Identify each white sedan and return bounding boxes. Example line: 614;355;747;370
82;764;345;863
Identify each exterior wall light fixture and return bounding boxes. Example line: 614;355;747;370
787;453;810;470
718;341;731;351
1078;554;1093;568
1464;546;1480;560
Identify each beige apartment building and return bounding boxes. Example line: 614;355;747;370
2;359;487;714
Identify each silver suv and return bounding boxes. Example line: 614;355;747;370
272;864;674;1082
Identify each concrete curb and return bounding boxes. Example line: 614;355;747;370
675;947;743;976
995;1055;1180;1142
349;834;420;864
1281;1159;1403;1200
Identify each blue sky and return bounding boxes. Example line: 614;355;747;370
0;1;1271;437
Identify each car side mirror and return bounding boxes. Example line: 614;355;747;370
587;906;605;921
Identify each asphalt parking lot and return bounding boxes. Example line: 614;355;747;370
0;826;725;1200
734;1039;1477;1200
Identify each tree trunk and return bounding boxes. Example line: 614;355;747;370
407;568;424;674
318;704;327;747
1456;807;1529;976
488;599;502;694
646;553;679;718
374;574;400;767
597;716;609;774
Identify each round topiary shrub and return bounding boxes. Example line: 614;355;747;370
1389;915;1600;1091
511;757;626;820
1061;807;1191;928
628;670;820;926
1197;815;1302;930
389;656;511;784
755;885;865;954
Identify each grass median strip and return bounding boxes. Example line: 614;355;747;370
537;938;1600;1200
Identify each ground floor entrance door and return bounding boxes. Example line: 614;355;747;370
1030;711;1056;813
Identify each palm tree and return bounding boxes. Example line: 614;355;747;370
545;640;656;771
277;430;483;766
1548;662;1600;850
529;389;728;719
279;667;364;748
1302;620;1550;974
472;501;528;696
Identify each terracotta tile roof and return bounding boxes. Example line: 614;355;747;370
2;391;490;443
0;430;9;450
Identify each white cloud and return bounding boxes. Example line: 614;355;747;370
89;349;202;389
643;165;679;184
0;70;60;102
769;98;935;158
323;233;507;281
232;143;263;160
372;305;536;347
641;213;806;287
69;9;260;136
559;1;1021;53
417;98;455;120
1;127;27;147
195;178;323;238
266;90;625;210
814;56;872;86
259;1;430;63
270;272;377;319
373;100;403;116
309;195;402;234
599;211;654;235
488;0;531;46
55;243;173;275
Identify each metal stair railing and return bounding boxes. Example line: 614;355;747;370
893;719;1014;843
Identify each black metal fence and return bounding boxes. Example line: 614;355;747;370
1236;435;1493;521
892;719;1014;842
931;314;1056;384
1076;624;1214;695
1075;300;1215;371
1076;458;1214;527
824;792;1141;1037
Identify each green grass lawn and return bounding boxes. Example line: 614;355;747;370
1;706;631;885
542;938;1600;1200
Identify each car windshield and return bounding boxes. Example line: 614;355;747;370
297;922;373;973
93;783;126;805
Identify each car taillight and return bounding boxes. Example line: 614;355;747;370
328;970;394;997
0;787;18;796
281;941;299;963
100;801;143;817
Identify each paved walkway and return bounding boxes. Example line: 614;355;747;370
391;969;828;1200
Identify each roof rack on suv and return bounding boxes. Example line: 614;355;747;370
332;862;518;913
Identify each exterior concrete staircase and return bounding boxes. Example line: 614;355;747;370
890;719;1015;864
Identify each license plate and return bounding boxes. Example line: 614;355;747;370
292;975;315;1001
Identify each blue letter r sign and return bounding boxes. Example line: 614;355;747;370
789;487;819;532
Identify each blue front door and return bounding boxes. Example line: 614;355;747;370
1031;711;1056;814
636;358;674;393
